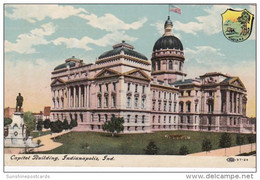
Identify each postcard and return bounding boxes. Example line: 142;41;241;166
3;3;256;173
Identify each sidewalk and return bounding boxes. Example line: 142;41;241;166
32;130;71;152
188;143;256;156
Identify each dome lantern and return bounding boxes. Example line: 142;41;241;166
164;16;173;36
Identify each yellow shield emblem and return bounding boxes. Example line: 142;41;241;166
222;9;254;42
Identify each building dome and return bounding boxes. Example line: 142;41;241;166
153;35;183;51
54;56;81;70
153;16;183;51
98;41;148;61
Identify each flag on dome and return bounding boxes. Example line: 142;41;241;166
169;5;181;14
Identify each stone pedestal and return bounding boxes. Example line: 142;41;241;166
4;112;37;148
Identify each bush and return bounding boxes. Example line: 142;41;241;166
63;119;69;130
202;138;212;154
44;119;51;129
143;141;159;155
4;117;12;127
102;117;124;137
37;119;43;132
179;145;189;155
50;120;63;134
69;119;78;129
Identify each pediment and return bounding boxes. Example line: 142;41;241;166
94;68;121;79
230;78;245;89
124;69;150;80
51;78;66;86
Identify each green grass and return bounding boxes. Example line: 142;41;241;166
39;131;253;155
31;130;51;138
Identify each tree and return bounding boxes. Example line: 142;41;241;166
237;11;251;32
44;119;51;129
23;111;36;137
236;134;245;154
50;120;64;139
63;119;69;130
37;139;41;147
219;133;232;156
69;119;78;129
102;117;124;137
179;145;189;155
143;141;159;155
4;117;12;127
36;119;43;135
202;138;212;155
247;134;256;152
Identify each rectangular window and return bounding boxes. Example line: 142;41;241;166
174;93;177;100
128;83;131;91
158;102;161;111
105;96;108;107
112;96;116;107
169;103;172;112
142;115;145;123
142;85;145;94
169;93;172;99
135;98;138;108
105;114;108;122
187;90;191;96
99;84;102;92
153;91;155;98
135;84;138;93
152;116;155;123
98;114;101;122
195;104;198;112
141;99;145;109
158;116;161;123
152;101;155;110
106;84;109;92
164;92;166;99
135;115;138;123
127;97;131;107
174;103;176;112
113;82;116;91
159;92;161;98
127;115;130;123
174;116;176;123
164;102;167;111
164;116;166;123
98;97;102;107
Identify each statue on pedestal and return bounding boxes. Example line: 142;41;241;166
16;93;23;112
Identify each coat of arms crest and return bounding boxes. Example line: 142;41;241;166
222;9;254;42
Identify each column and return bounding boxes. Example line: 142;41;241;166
66;87;69;108
52;90;55;109
84;85;87;107
239;94;243;115
79;85;81;108
68;87;71;108
88;85;90;108
226;90;230;113
73;86;76;108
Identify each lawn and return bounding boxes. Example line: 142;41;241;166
31;130;51;138
40;131;254;155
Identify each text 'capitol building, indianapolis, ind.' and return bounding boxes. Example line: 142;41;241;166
50;17;255;134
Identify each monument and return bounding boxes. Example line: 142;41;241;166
4;93;37;148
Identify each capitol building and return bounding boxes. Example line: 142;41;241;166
50;17;254;134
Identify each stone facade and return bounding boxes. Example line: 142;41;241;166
50;17;254;134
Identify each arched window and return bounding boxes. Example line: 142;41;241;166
169;60;173;70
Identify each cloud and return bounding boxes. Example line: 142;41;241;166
5;5;87;23
52;31;138;51
5;58;58;112
79;13;147;32
174;5;231;35
5;22;56;54
185;46;224;64
5;5;148;32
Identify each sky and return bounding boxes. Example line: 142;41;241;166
4;4;256;117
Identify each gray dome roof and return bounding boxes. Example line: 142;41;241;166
153;35;183;51
98;41;148;60
54;61;76;70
